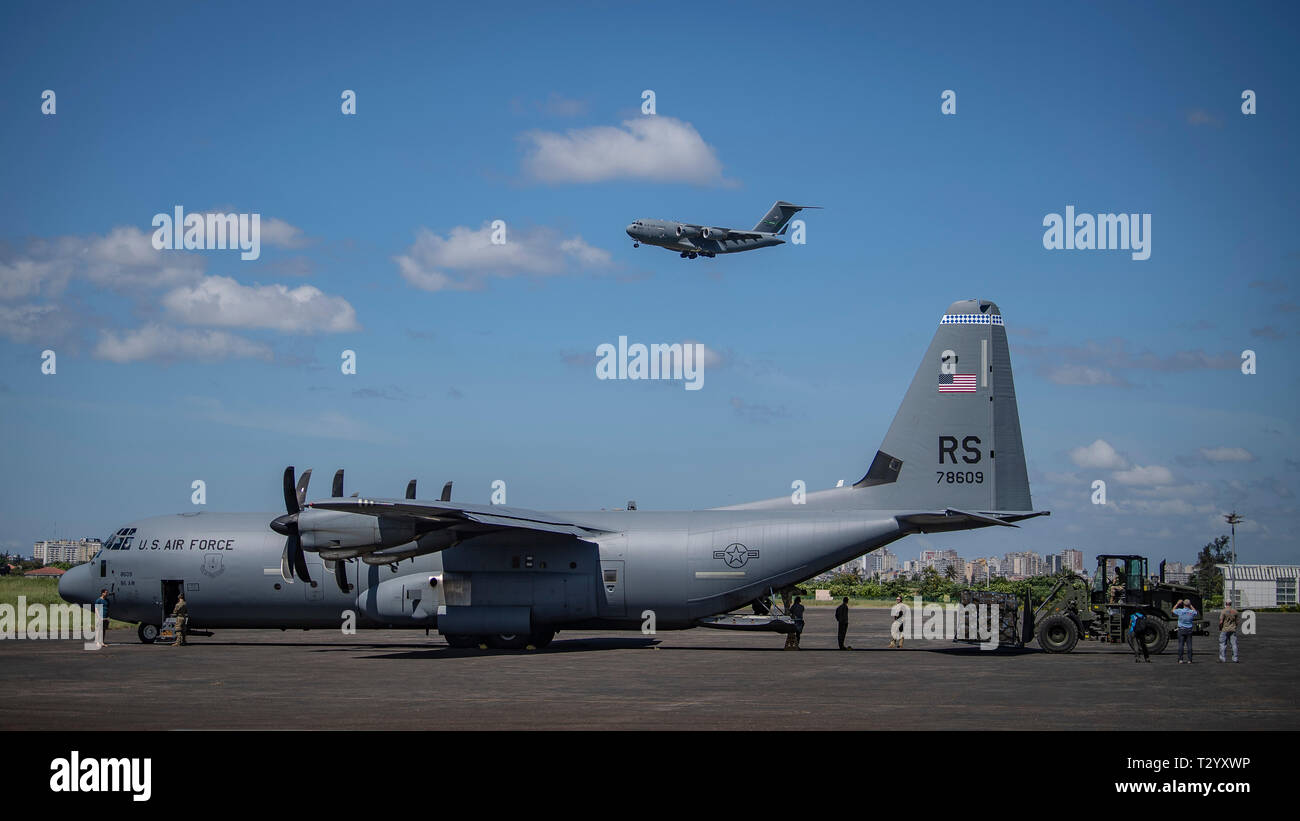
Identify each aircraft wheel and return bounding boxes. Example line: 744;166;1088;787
530;629;556;649
443;634;480;649
688;253;698;259
633;242;639;247
1036;614;1079;653
138;623;160;644
486;633;530;650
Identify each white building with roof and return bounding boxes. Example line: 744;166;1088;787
1216;564;1299;608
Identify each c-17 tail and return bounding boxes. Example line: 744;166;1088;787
753;201;820;234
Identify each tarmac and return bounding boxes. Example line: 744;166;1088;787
2;608;1294;730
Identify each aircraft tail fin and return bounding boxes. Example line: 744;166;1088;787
854;298;1033;513
752;201;818;234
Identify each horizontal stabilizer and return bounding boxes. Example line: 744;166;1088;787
896;509;1049;533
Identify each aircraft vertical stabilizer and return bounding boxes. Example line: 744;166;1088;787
855;298;1032;513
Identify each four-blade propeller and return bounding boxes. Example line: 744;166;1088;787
270;467;454;591
270;467;313;585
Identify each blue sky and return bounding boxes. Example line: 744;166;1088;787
1;1;1296;568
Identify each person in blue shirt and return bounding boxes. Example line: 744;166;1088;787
1128;611;1151;662
1172;599;1198;663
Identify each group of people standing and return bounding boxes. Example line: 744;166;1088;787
1127;598;1241;663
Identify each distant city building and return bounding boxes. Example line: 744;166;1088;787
865;547;897;577
1061;549;1084;574
1216;564;1300;609
1003;550;1045;578
33;538;101;565
1046;554;1062;574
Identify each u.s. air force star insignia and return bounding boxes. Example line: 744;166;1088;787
713;542;759;568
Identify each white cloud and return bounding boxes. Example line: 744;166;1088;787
161;275;359;333
1069;439;1127;470
84;226;206;289
259;217;311;249
94;325;272;363
0;303;71;345
684;340;728;369
0;257;71;301
1199;446;1256;463
396;223;612;292
1113;464;1175;486
520;116;727;184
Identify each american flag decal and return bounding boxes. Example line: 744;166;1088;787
939;373;977;393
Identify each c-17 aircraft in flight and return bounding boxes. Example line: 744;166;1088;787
625;200;820;259
61;298;1047;650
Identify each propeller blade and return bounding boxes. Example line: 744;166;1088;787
295;468;313;507
334;559;349;593
332;469;344;498
406;479;417;500
291;533;312;584
440;481;452;502
280;546;294;584
282;466;299;514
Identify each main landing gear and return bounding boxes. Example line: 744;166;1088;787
678;251;713;259
443;629;556;650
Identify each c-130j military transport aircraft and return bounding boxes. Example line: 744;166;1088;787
61;298;1047;649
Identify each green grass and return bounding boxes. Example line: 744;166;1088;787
0;576;133;629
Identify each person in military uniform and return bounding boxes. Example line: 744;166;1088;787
889;594;906;648
171;594;189;647
789;596;805;649
1109;564;1127;604
835;596;850;649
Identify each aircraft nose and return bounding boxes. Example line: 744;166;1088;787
626;224;637;237
58;562;93;605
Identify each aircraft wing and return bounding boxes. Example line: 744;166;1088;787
305;497;615;544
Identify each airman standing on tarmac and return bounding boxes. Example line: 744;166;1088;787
789;596;805;649
171;594;189;647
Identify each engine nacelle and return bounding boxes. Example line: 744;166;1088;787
296;508;417;552
360;530;459;565
675;224;702;239
356;571;442;623
700;227;729;240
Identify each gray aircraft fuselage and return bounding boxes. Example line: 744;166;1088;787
60;297;1044;644
625;200;818;259
60;504;910;633
625;218;785;257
